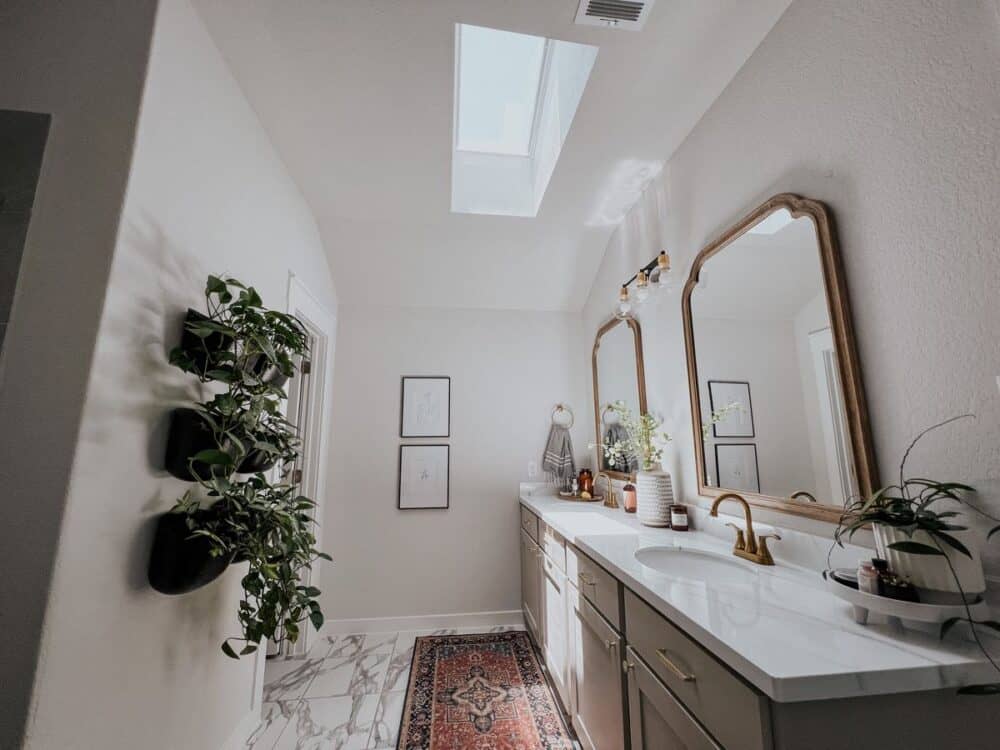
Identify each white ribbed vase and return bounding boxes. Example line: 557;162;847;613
635;469;673;527
873;524;985;597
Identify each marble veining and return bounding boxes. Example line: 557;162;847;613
520;491;1000;702
245;627;521;749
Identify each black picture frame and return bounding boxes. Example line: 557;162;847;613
714;443;761;494
399;376;451;438
708;380;755;438
397;444;450;510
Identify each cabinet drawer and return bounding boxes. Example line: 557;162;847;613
575;549;621;631
520;505;538;543
539;520;566;572
626;645;720;750
625;589;771;750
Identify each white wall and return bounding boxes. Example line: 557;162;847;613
0;2;159;746
583;0;1000;569
324;305;587;621
695;317;815;498
20;1;338;748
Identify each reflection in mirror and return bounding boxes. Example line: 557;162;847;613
592;317;646;479
690;206;859;510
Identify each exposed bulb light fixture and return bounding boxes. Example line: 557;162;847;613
635;270;649;303
616;285;632;318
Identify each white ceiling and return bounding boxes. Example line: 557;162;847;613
194;0;792;311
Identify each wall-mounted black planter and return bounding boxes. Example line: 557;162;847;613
164;408;218;481
181;308;233;371
148;511;232;595
237;449;278;474
246;352;290;390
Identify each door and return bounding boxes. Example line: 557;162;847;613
625;646;721;750
542;552;569;706
571;587;625;750
520;529;543;644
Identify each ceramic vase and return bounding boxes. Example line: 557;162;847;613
635;468;673;527
873;524;985;601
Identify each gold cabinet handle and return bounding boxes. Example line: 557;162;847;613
578;572;596;587
656;649;696;682
604;639;617;653
623;660;635;674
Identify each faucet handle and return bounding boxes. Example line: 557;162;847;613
757;532;781;565
724;522;747;551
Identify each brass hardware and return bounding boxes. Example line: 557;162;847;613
790;490;818;503
604;639;617;653
636;270;648;289
656;649;696;682
300;359;312;375
551;403;575;429
623;660;635;674
596;472;619;509
710;493;779;565
291;468;303;485
657;251;670;271
578;572;596;587
618;285;629;303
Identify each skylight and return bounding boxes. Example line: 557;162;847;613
452;24;598;217
456;24;546;156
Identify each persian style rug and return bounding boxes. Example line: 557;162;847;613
397;631;576;749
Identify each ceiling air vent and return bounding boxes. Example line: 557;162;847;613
575;0;655;31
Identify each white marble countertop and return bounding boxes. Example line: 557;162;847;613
519;489;999;703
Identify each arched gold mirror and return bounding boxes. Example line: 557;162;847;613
592;316;647;481
682;194;877;522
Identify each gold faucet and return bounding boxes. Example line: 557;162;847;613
596;472;619;509
709;493;780;565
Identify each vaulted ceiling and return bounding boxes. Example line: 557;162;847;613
194;0;792;311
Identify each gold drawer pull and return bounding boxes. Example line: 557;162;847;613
656;649;696;683
605;639;617;653
578;572;596;587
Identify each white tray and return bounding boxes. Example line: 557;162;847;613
824;573;989;626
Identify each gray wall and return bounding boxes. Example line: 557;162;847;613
0;3;158;747
0;110;49;349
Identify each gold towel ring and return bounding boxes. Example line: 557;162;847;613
552;404;574;429
601;404;619;425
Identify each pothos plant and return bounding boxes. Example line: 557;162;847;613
832;415;1000;695
169;275;329;659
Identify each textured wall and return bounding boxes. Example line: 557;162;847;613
324;305;588;620
20;1;338;748
583;0;1000;571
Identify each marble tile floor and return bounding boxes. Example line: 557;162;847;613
243;626;522;750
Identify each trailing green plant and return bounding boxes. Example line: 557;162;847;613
168;275;329;658
832;414;1000;694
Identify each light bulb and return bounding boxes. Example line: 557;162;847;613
616;286;632;318
635;270;649;303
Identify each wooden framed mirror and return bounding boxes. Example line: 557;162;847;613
682;193;877;522
592;316;647;481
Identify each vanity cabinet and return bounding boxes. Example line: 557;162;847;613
570;585;626;750
519;528;543;643
542;551;570;705
626;645;720;750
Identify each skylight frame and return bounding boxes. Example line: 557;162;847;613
453;24;553;159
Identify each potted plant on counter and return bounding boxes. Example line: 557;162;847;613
595;402;674;526
834;414;1000;694
149;275;329;659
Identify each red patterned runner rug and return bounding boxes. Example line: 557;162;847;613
398;631;576;749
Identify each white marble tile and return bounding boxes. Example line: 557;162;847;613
244;701;298;750
273;695;378;750
263;656;324;702
323;633;366;661
382;629;455;692
367;691;405;749
305;644;393;699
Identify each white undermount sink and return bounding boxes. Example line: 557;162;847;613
635;545;759;583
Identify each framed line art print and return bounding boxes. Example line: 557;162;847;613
400;376;450;438
708;380;755;438
398;444;450;510
715;443;761;494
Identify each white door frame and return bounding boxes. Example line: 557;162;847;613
249;273;337;711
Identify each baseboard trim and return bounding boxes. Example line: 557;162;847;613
220;707;261;750
322;609;524;635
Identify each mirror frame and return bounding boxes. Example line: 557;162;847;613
681;193;877;523
592;316;648;481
